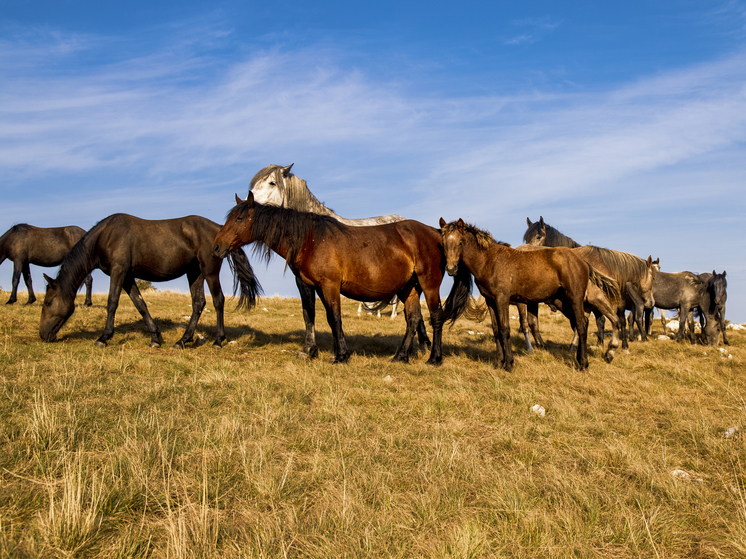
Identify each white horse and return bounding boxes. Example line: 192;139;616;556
244;164;426;357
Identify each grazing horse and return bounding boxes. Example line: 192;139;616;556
524;216;656;349
247;164;427;347
440;218;594;371
0;224;92;306
39;214;261;348
213;193;472;364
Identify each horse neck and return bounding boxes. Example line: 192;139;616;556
250;204;324;265
284;176;404;225
57;229;99;301
547;227;581;248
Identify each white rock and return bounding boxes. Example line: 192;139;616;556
657;335;671;341
724;427;739;439
383;375;393;383
727;323;746;330
531;404;546;418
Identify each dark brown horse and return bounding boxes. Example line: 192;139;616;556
1;224;92;306
212;193;471;364
524;216;656;349
440;218;593;371
40;214;261;348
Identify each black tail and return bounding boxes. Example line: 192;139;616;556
227;248;262;311
441;265;473;325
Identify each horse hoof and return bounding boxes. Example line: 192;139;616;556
172;342;184;350
26;300;36;305
151;342;161;349
605;351;615;363
296;351;310;360
212;342;222;349
94;341;106;348
425;358;442;366
84;302;93;308
5;300;16;305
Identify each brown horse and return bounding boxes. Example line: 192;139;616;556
440;218;594;371
524;216;656;349
213;193;472;364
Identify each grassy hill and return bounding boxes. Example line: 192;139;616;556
0;290;744;558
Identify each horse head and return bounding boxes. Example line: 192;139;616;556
440;217;467;277
708;270;727;306
641;256;657;309
523;216;547;246
248;164;294;207
39;273;76;342
213;192;256;259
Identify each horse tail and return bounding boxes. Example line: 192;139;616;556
441;265;473;325
227;248;263;311
588;264;621;305
462;295;488;322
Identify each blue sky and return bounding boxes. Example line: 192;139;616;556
1;1;745;323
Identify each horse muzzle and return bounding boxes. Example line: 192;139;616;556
446;264;458;277
212;243;229;259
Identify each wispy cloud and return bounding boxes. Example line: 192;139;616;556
503;16;562;45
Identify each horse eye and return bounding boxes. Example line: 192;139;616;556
269;181;276;186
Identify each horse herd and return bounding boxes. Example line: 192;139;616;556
0;164;729;371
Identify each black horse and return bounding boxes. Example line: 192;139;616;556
694;271;728;345
0;224;93;306
39;214;261;348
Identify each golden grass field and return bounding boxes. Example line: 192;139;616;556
0;288;744;558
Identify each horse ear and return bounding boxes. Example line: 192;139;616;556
457;218;465;230
43;273;56;287
247;191;254;206
235;193;243;205
539;216;544;226
526;217;532;227
654;257;659;265
647;255;653;266
282;164;294;177
722;270;726;278
439;217;446;228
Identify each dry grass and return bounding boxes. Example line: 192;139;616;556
0;288;744;558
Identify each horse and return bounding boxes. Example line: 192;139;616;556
639;262;711;344
0;224;93;306
39;214;261;349
440;218;596;371
524;216;656;349
213;193;472;365
698;271;728;345
246;163;429;349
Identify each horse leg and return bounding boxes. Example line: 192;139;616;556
627;312;636;340
413;289;431;350
123;276;163;348
675;304;690;343
173;270;206;349
205;273;226;348
22;261;35;304
585;288;619;363
83;273;93;307
394;289;422;363
495;297;513;371
660;309;667;337
595;314;606;345
390;297;399;319
96;270;127;347
626;283;647;342
316;283;350;364
618;303;629;351
644;307;653;336
526;302;545;350
719;305;729;345
484;301;505;369
515;303;533;354
6;260;21;304
295;275;319;359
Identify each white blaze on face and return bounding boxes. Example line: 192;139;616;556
250;170;285;206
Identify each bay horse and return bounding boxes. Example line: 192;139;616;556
524;216;656;349
212;193;472;364
246;164;428;348
440;218;595;371
39;214;261;348
0;224;92;306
